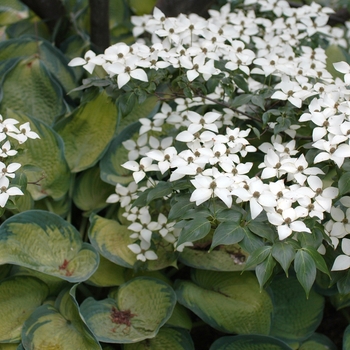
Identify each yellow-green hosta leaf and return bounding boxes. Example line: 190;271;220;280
124;327;194;349
86;254;126;287
80;277;176;343
22;286;101;350
299;333;337;350
175;270;273;335
89;214;137;268
0;275;49;342
0;36;77;95
55;90;117;173
0;344;18;349
0;57;66;125
325;45;347;80
6;109;71;200
209;335;293;350
166;303;192;331
179;244;249;271
10;265;69;297
0;210;99;282
73;165;114;213
269;275;325;343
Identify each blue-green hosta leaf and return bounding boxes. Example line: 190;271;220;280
89;214;177;270
0;276;49;342
55;90;118;173
80;277;177;343
0;210;99;282
178;244;249;271
22;285;101;349
123;327;194;349
0;57;66;125
209;335;293;350
299;333;337;350
7;109;71;200
175;270;273;335
269;275;325;343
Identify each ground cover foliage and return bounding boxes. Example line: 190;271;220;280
1;0;350;348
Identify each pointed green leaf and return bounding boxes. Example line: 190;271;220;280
55;90;118;172
7;109;71;200
244;245;272;270
271;242;295;275
302;247;330;278
168;195;195;221
338;172;350;196
0;57;66;125
0;210;99;282
210;221;246;251
123;327;194;349
177;218;211;247
22;286;101;350
210;335;293;350
0;276;49;342
175;271;273;335
248;221;275;241
80;277;177;343
269;275;325;342
239;228;264;254
73;165;114;213
295;250;317;297
255;254;276;287
179;244;249;271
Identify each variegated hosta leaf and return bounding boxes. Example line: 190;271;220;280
54;90;118;173
80;277;177;343
7;109;71;201
22;285;101;350
0;210;99;282
0;57;66;125
175;270;273;335
86;254;126;287
269;275;325;342
209;335;293;350
123;327;194;349
0;275;49;342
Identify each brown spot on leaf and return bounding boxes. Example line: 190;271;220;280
110;307;136;327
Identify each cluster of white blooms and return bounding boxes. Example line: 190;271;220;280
0;115;39;208
71;0;350;268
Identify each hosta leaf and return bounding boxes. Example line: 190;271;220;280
89;214;177;270
0;210;99;282
22;286;101;350
166;303;193;330
179;244;249;271
0;57;66;125
73;165;114;213
210;335;292;350
80;277;177;343
269;275;325;342
55;90;118;173
0;276;49;342
299;333;337;350
123;327;194;349
86;254;126;287
175;270;273;335
7;109;71;200
0;344;18;349
343;324;350;350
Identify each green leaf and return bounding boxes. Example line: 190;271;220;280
55;90;118;172
168;195;195;221
232;75;249;93
214;208;243;222
299;333;337;350
73;165;114;213
210;221;246;250
179;243;249;271
80;277;177;343
8;109;71;200
210;335;293;350
146;181;173;203
302;246;330;278
269;275;325;343
255;254;276;287
175;270;273;335
343;324;350;350
0;276;49;342
0;57;66;125
338;172;350;196
325;45;348;80
294;250;317;297
0;210;99;282
22;286;101;349
274;116;291;134
248;221;276;241
177;218;212;247
166;303;193;330
230;94;251;108
251;95;266;110
244;245;272;271
123;327;194;349
271;242;296;276
239;229;264;254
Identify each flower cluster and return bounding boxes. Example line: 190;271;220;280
71;1;350;273
0;115;39;207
